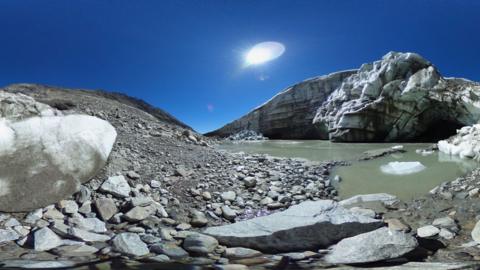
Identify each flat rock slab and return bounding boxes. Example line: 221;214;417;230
0;92;116;212
204;200;383;252
324;227;418;264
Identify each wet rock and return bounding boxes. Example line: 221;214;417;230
100;175;131;198
204;200;383;252
112;233;149;257
2;260;76;269
94;198;118;221
34;227;62;251
183;233;219;255
324;227;418;264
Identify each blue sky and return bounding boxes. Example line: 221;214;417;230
0;1;479;133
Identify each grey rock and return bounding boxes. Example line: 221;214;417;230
24;209;43;224
57;200;79;214
221;191;236;202
324;227;418;264
52;245;99;257
75;185;91;204
221;205;237;221
124;205;156;222
1;260;76;269
34;227;63;251
471;220;480;243
43;208;65;220
183;233;219;255
0;229;20;244
69;227;111;242
150;242;189;258
112;232;149;257
70;217;106;233
340;193;398;206
224;247;262;259
204;200;383;252
417;225;440;238
94;198;118;221
190;210;208;227
100;175;131;198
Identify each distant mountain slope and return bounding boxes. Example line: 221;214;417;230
3;83;192;130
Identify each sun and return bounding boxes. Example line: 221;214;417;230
244;41;285;66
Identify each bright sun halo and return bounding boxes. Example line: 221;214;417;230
245;41;285;66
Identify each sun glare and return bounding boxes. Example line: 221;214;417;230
244;41;285;66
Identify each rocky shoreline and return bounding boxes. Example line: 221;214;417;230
1;84;480;269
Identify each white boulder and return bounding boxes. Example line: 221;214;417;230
0;92;117;212
380;161;426;175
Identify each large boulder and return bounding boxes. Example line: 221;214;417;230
204;200;383;253
324;227;418;264
0;92;116;212
208;52;480;142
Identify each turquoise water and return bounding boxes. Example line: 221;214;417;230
219;140;478;200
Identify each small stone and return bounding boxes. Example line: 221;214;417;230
141;234;162;244
57;200;79;214
213;264;249;270
432;216;457;230
69;227;111;242
224;247;262;259
221;205;236;220
24;209;43;224
469;188;480;197
127;171;141;179
150;180;161;188
176;223;192;231
174;165;190;177
4;218;21;227
124;205;156;222
75;185;91;204
112;233;149;257
52;245;99;257
471;220;480;243
183;233;219;255
221;191;236;202
150;242;189;259
70;217;107;233
202;191;212;200
190;210;208;227
78;201;92;214
148;254;170;262
385;218;410;232
34;227;62;251
417;225;440;238
439;228;455;240
100;175;131;198
43;208;65;220
243;177;257;188
94;198;118;221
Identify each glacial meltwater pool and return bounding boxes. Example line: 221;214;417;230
219;140;479;201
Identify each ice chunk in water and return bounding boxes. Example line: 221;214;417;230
380;161;426;175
